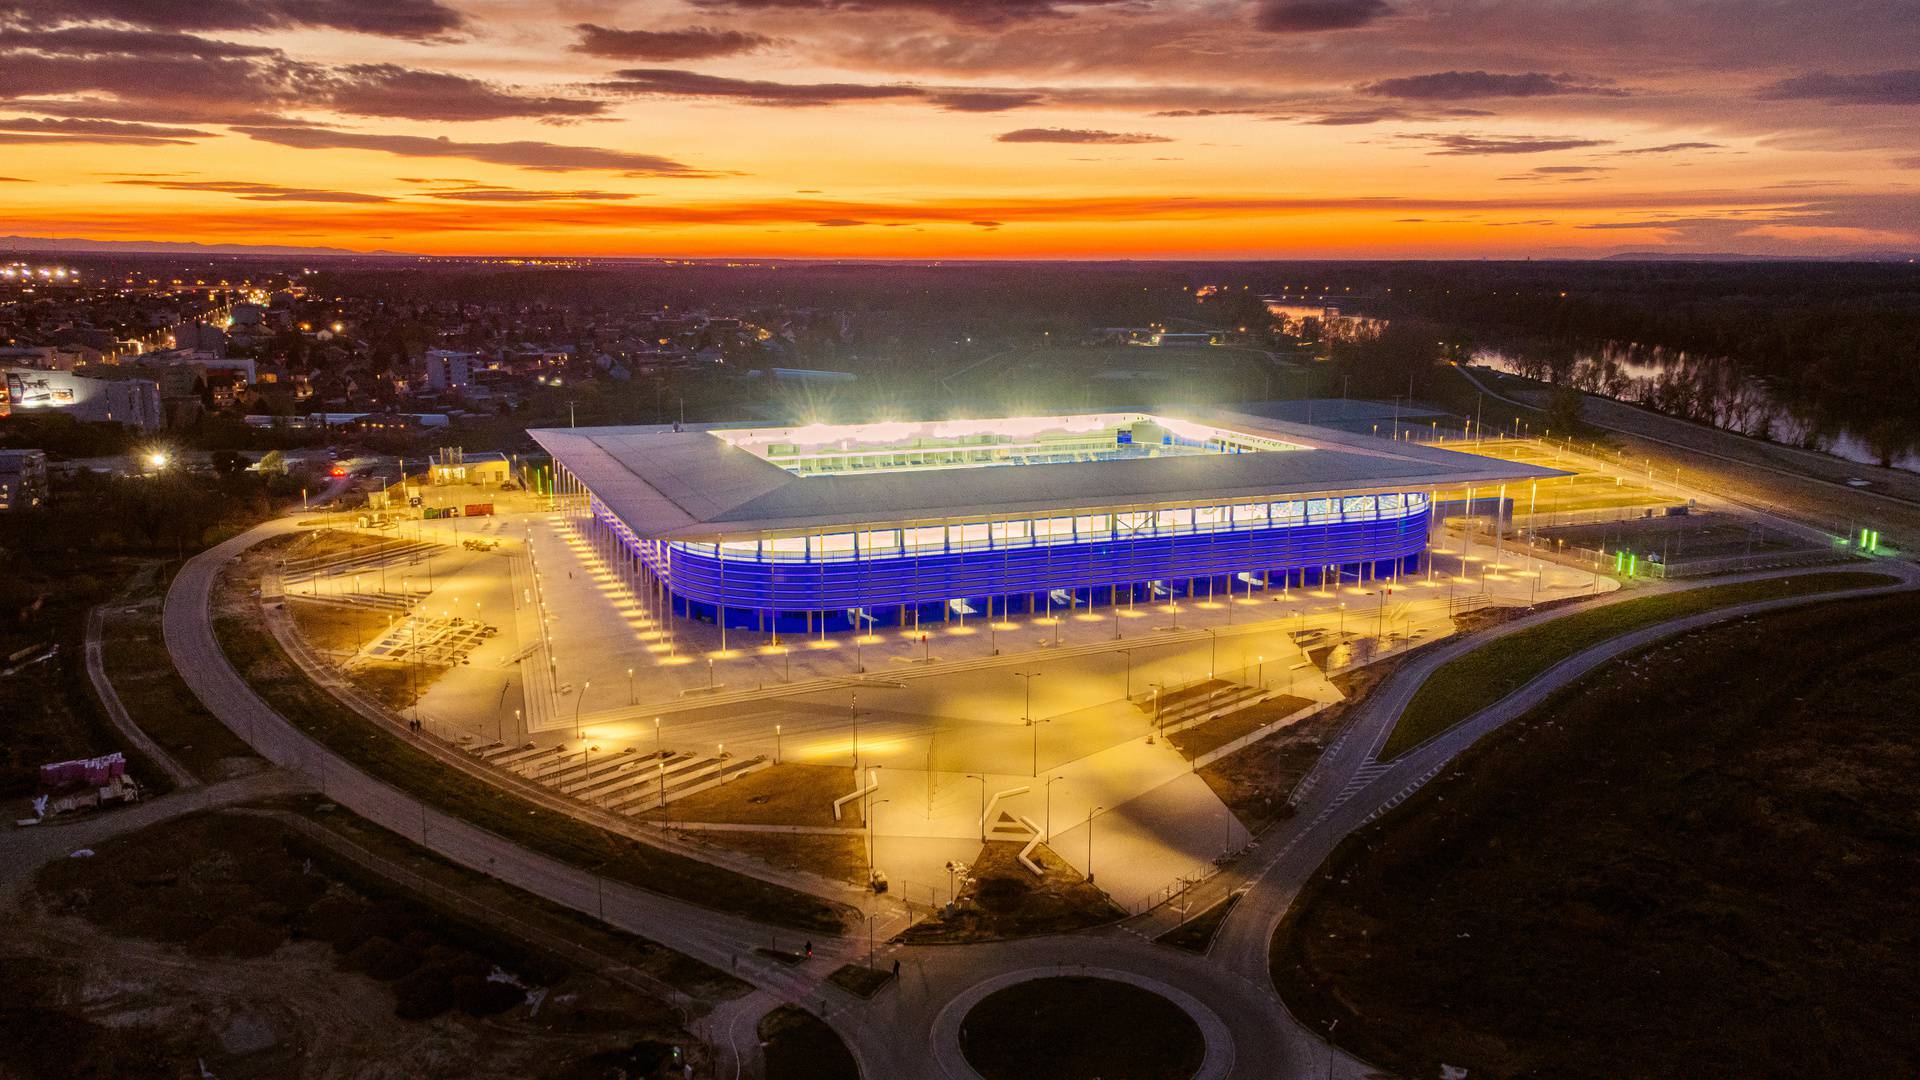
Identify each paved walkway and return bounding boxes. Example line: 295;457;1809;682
159;506;1919;1078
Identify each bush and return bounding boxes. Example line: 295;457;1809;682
452;973;523;1017
344;936;422;982
392;965;460;1020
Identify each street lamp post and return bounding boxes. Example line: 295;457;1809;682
1045;774;1063;842
865;796;890;888
966;773;987;842
775;723;782;764
573;681;589;737
627;667;634;705
1016;670;1044;776
1086;805;1104;884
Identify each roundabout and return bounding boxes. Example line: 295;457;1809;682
935;966;1230;1080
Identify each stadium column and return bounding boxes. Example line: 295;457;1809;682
717;534;727;654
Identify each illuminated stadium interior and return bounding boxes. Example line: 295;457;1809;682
712;414;1312;476
531;410;1564;635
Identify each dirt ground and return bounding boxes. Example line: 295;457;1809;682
900;840;1123;943
101;561;260;782
1273;591;1920;1080
679;830;870;887
641;764;856;828
7;807;714;1080
1193;656;1402;836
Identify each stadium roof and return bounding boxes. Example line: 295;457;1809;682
529;409;1565;540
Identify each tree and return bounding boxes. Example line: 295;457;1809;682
1545;386;1584;436
258;449;287;475
210;450;248;476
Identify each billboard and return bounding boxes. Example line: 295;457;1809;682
4;371;79;409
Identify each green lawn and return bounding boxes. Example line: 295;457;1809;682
1381;571;1898;759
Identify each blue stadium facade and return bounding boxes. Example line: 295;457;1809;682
533;412;1554;637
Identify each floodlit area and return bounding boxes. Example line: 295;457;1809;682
430;501;1601;907
291;433;1800;911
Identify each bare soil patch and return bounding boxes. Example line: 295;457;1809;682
901;840;1122;943
1274;591;1920;1080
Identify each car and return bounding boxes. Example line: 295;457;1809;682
329;465;347;477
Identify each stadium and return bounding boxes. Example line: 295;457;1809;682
530;411;1560;639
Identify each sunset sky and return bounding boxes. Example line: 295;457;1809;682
2;0;1917;258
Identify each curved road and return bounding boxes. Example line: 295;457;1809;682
162;510;1918;1079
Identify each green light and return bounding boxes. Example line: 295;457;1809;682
1628;553;1638;577
1614;550;1625;573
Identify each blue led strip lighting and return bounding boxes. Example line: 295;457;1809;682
596;499;1430;616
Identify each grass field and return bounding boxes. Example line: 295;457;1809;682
1274;590;1920;1080
959;976;1204;1080
213;541;852;934
1380;570;1897;759
100;562;257;781
759;1005;859;1080
1156;892;1239;954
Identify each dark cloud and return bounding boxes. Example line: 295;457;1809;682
927;90;1046;112
0;25;276;57
0;116;211;138
1497;166;1612;181
815;218;869;226
571;24;774;61
1362;70;1624;100
424;186;640;202
1151;108;1262;117
1301;108;1409;125
688;0;1135;26
0;0;464;38
232;126;710;176
1411;133;1612;155
0;30;601;124
111;179;391;202
0;132;197;145
597;68;924;106
324;65;606;121
1897;155;1920;169
995;127;1171;144
1613;141;1723;155
1255;0;1392;32
1759;69;1920;106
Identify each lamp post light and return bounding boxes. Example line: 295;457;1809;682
1016;670;1044;776
627;667;634;705
774;724;782;764
864;777;889;886
1086;805;1104;883
653;716;661;758
966;773;987;842
573;681;589;737
1045;774;1064;842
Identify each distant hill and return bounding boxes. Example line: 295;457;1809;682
0;235;409;257
1603;250;1917;263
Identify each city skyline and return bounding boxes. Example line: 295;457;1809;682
2;0;1918;259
